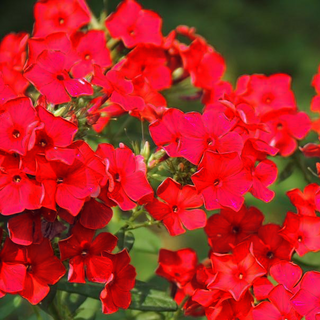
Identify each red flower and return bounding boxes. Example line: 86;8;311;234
71;31;112;78
253;285;301;320
36;156;98;215
0;97;39;156
0;154;44;215
280;212;320;256
287;184;320;216
180;38;225;90
96;143;153;211
209;242;266;301
250;224;294;271
236;74;297;117
191;152;252;212
179;110;243;165
204;205;264;253
149;108;185;157
291;271;320;319
100;250;136;314
33;0;91;37
118;45;171;90
92;66;145;112
19;238;65;304
105;0;162;48
24;50;93;105
0;237;26;294
59;223;116;283
145;178;206;236
156;248;198;287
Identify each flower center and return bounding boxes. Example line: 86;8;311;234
172;205;178;213
27;264;33;272
57;177;64;184
232;226;240;234
13;175;21;183
213;179;220;186
266;251;274;259
85;54;91;60
39;139;47;148
238;273;244;280
56;74;65;81
298;236;302;242
59;18;65;25
114;173;121;182
12;129;20;139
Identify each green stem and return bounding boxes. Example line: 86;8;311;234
125;220;162;231
292;152;312;184
171;295;189;320
48;301;63;320
32;306;42;320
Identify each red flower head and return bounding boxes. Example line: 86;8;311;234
24;50;93;105
205;205;264;253
105;0;162;48
179;110;243;165
118;45;171;90
19;239;65;304
250;224;294;271
33;0;91;37
59;223;116;283
0;237;26;294
191;152;252;212
291;271;320;319
149;108;185;158
0;97;39;156
96;143;153;211
236;73;297;118
145;178;206;236
0;153;44;215
287;184;320;216
100;250;136;314
209;242;266;301
253;285;301;320
280;212;320;256
156;248;198;288
71;30;112;78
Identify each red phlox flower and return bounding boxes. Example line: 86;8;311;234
0;153;44;215
258;110;311;157
22;106;78;174
201;80;233;105
27;32;80;68
118;44;171;90
33;0;91;37
209;242;266;301
248;159;278;203
291;271;320;319
253;276;274;300
204;205;264;253
128;75;167;122
96;143;153;211
253;284;301;320
145;178;206;236
149;108;185;157
179;37;225;90
287;184;320;216
70;30;112;78
105;0;162;48
300;142;320;158
24;50;93;105
206;291;253;320
270;261;302;293
179;110;243;165
0;73;16;106
19;238;65;304
36;156;98;215
0;237;26;294
250;224;294;271
280;211;320;256
0;33;29;95
59;223;116;283
100;250;136;314
236;74;297;118
0;97;39;156
191;152;252;212
156;248;198;287
92;66;145;112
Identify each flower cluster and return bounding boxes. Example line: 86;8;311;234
0;0;319;319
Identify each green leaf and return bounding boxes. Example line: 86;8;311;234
130;280;178;312
277;161;295;183
57;279;177;312
116;229;135;252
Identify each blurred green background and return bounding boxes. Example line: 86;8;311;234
0;0;320;319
